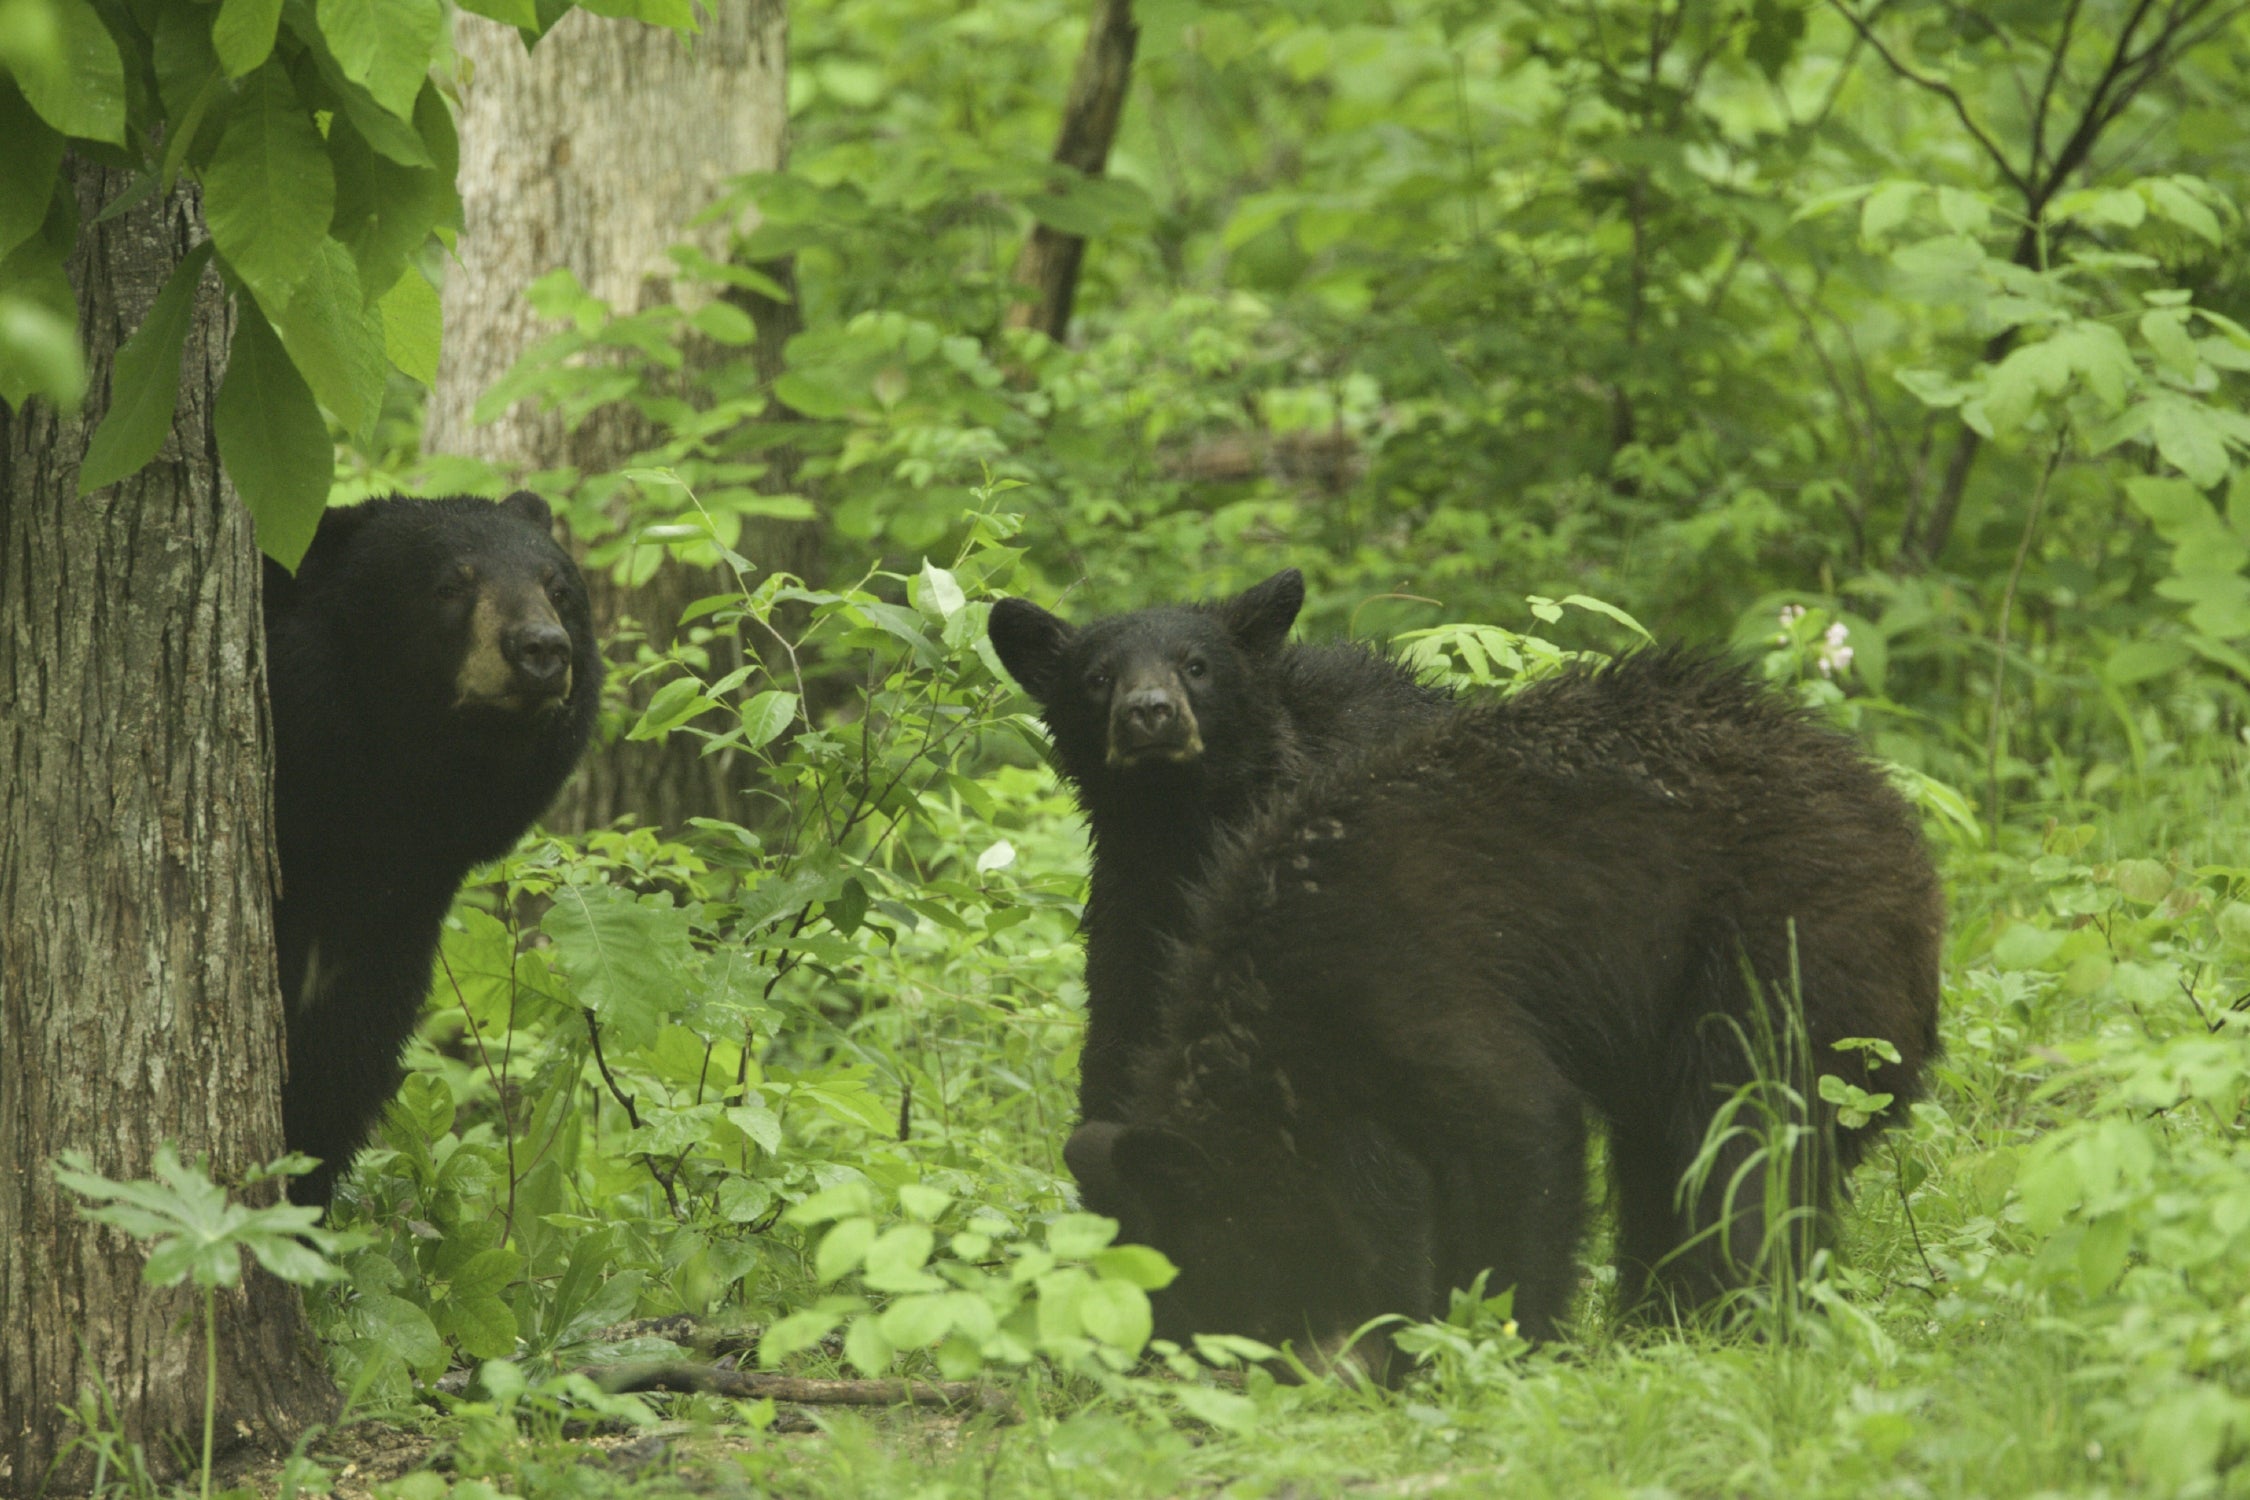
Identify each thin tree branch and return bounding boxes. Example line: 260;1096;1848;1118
1824;2;2030;195
2028;0;2088;180
1985;438;2065;836
1005;0;1140;342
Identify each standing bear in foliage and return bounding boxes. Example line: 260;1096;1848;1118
1066;651;1944;1357
988;570;1453;1126
264;492;603;1208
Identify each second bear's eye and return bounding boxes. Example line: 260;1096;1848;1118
1085;669;1111;695
1184;658;1207;679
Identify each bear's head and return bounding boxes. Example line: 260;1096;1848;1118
274;491;601;746
1065;1111;1436;1380
988;570;1304;803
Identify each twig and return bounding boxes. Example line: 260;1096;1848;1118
1824;1;2029;195
595;1363;1017;1418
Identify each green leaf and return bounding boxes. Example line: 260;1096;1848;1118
456;0;539;22
203;64;336;312
2216;903;2250;953
317;0;444;120
77;243;213;494
843;1315;895;1375
0;290;85;408
2104;639;2190;685
1991;922;2064;971
879;1293;955;1349
817;1216;877;1284
2111;859;2172;904
1859;181;1920;245
17;0;123;144
267;238;388;440
1091;1244;1177;1291
2147;177;2222;247
213;0;285;77
1047;1213;1118;1259
760;1307;845;1365
379;268;441;385
215;299;332;569
630;675;718;740
2140;308;2203;381
0;83;62;259
1173;1385;1259;1432
862;1224;942;1293
2076;1212;2129;1295
1935;187;1990;237
2149;397;2232;488
355;1291;447;1375
1076;1278;1151;1352
543;884;696;1051
738;689;798;751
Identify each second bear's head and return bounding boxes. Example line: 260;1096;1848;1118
279;491;603;738
988;569;1305;796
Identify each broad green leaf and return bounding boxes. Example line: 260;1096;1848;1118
457;0;540;24
2140;308;2202;381
1859;181;1920;244
354;1291;447;1375
738;689;798;750
2216;902;2250;953
78;243;213;494
2149;397;2232;487
2147;178;2222;247
16;0;123;144
2111;859;2173;904
1936;187;1990;236
1991;922;2064;971
843;1315;894;1374
0;290;85;407
379;268;441;385
816;1216;877;1283
1076;1278;1152;1352
543;884;695;1050
215;299;331;569
268;238;388;440
2104;639;2190;685
0;83;61;259
317;0;444;120
1091;1244;1178;1290
760;1307;844;1365
203;64;335;312
2076;1212;2129;1295
724;1100;783;1155
879;1293;955;1349
213;0;285;77
1173;1384;1259;1432
1047;1213;1118;1259
862;1224;942;1293
629;675;718;740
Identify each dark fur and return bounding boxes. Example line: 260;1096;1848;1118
265;492;602;1207
987;571;1453;1125
1069;651;1944;1357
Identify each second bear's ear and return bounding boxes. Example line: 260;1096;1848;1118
1222;569;1305;655
988;597;1075;703
500;490;555;531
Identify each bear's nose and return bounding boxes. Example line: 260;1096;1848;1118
504;621;573;693
1122;689;1176;734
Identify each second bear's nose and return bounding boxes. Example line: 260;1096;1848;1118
1122;689;1176;735
505;622;573;692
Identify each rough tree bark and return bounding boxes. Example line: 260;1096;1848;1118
427;2;809;833
1005;0;1140;341
0;156;334;1497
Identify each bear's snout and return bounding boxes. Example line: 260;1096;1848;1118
1108;676;1203;766
504;619;575;699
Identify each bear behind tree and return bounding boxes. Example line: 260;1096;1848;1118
1067;651;1944;1357
987;571;1453;1124
265;492;603;1207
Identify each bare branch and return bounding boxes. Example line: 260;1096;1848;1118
1824;2;2030;195
2028;0;2088;180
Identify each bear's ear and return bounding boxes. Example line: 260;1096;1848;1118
988;597;1075;703
500;489;555;532
1221;569;1305;656
1064;1120;1130;1207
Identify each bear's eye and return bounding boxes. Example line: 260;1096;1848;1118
1085;668;1112;695
438;565;477;600
541;568;569;603
1184;657;1208;679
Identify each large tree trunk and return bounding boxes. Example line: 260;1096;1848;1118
0;155;334;1497
428;2;810;834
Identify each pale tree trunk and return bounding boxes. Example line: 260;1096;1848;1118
428;2;811;833
0;156;333;1496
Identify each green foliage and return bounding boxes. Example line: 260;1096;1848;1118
54;1148;360;1500
0;0;686;565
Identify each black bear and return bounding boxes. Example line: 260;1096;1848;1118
1065;651;1944;1360
264;492;602;1207
987;571;1452;1125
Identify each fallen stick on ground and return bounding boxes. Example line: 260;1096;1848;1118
595;1363;1017;1418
